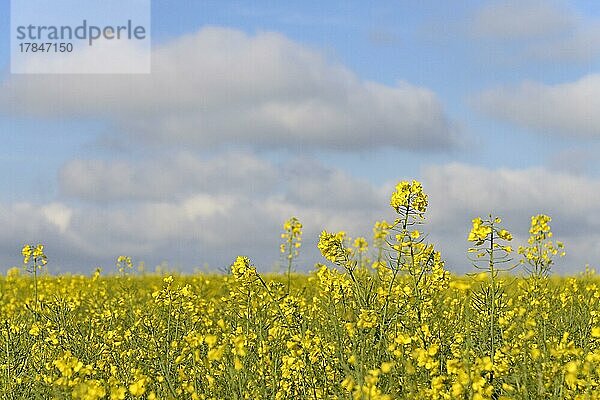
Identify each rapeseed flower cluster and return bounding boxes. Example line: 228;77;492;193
21;244;47;267
389;180;427;216
519;214;565;277
280;217;302;259
317;231;350;267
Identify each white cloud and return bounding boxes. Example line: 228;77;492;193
525;24;600;62
30;153;389;271
469;0;574;40
41;203;73;233
3;154;600;275
466;1;600;65
546;148;594;175
59;152;278;202
183;194;235;219
0;27;458;151
474;74;600;138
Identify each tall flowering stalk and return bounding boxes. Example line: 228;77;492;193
467;216;513;387
518;214;565;348
22;244;48;313
387;181;427;326
519;214;564;278
386;181;448;331
280;217;302;294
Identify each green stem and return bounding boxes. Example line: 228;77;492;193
287;237;293;295
4;323;10;393
489;224;496;372
33;261;39;315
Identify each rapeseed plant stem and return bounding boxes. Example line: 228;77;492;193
489;226;496;367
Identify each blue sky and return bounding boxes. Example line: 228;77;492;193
1;0;600;273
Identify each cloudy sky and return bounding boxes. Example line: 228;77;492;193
1;0;600;274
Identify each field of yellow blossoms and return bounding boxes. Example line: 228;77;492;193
2;181;600;399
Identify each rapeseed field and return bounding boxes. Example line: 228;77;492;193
1;181;599;399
